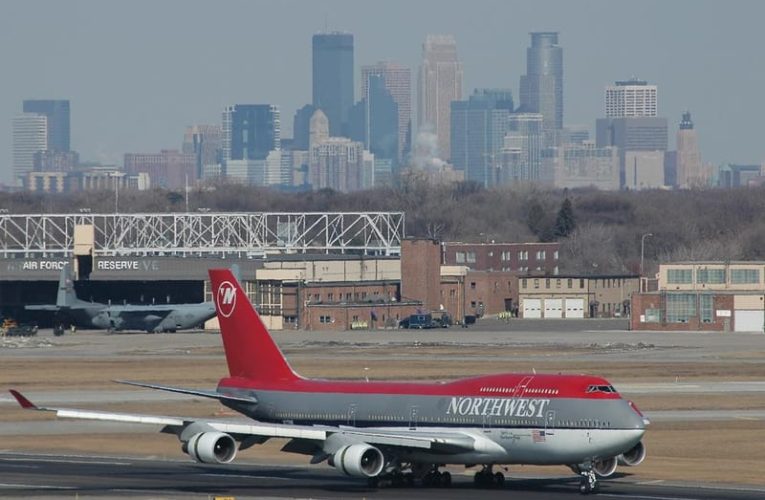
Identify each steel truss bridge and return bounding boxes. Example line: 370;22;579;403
0;212;405;258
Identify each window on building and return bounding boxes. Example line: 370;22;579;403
327;293;334;301
345;292;351;301
470;301;477;308
700;294;714;323
519;251;528;261
731;269;760;284
470;282;476;289
320;315;332;323
666;294;696;323
539;250;546;260
644;308;660;323
554;250;559;260
567;278;573;289
545;278;551;288
456;252;465;263
579;278;585;288
488;251;493;257
314;293;320;301
667;269;693;284
466;252;476;263
697;268;726;285
556;279;561;287
450;289;456;297
522;278;528;288
533;278;540;289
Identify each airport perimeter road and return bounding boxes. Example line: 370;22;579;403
0;452;762;500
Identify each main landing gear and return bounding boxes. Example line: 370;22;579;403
578;468;599;495
367;464;451;488
473;465;505;488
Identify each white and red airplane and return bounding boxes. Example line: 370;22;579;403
10;268;648;494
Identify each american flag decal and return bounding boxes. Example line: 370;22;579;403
532;430;546;443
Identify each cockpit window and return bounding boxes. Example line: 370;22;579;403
585;384;617;393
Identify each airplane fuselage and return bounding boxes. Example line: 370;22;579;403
218;373;646;466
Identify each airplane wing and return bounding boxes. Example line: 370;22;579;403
9;390;478;454
25;305;64;311
113;380;259;405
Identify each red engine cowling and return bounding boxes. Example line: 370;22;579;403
184;432;237;464
618;440;646;466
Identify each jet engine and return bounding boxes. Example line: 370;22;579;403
618;441;646;467
329;443;385;477
184;432;237;464
592;456;618;477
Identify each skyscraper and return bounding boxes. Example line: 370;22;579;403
292;104;317;151
182;125;222;179
519;33;563;134
504;113;543;182
361;62;411;161
309;109;329;151
418;35;463;161
676;111;702;188
450;89;514;187
12;113;48;183
222;105;280;162
362;74;399;165
22;100;70;152
312;32;354;137
605;79;657;118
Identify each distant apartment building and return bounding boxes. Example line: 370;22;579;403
605;79;657;118
12;113;47;182
418;34;463;160
623;150;665;190
309;137;367;192
124;150;196;189
545;142;619;190
499;113;544;183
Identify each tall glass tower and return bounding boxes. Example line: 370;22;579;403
519;33;563;132
22;100;70;152
312;32;354;137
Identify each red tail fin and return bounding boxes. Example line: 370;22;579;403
209;269;298;382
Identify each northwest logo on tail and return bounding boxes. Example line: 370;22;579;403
216;281;237;317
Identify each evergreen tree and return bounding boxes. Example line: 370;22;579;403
554;198;576;239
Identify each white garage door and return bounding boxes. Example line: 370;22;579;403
523;299;542;319
544;299;563;319
565;299;585;319
734;310;764;332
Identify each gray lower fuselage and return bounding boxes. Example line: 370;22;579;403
223;388;646;465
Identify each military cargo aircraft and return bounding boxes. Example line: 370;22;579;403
25;264;216;334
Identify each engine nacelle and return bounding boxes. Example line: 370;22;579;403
184;432;237;464
329;443;384;478
593;456;618;477
618;440;646;467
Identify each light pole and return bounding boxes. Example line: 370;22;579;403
640;233;653;288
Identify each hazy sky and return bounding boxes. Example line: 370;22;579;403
2;0;764;184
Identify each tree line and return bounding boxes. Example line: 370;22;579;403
3;178;765;276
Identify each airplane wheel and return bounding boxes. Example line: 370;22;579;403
494;471;505;487
440;471;452;487
53;325;65;337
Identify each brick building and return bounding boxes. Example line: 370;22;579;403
124;150;197;189
441;241;560;274
631;262;765;332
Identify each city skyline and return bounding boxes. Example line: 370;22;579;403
1;0;764;185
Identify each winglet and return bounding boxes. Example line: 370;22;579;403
9;389;38;409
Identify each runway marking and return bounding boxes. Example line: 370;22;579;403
0;456;131;466
201;473;291;481
637;480;666;485
599;494;703;500
0;483;75;490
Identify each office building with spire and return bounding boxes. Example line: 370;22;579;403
418;35;463;161
676;111;703;188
